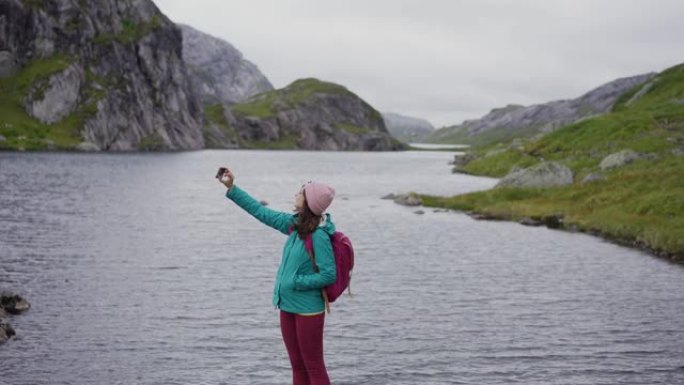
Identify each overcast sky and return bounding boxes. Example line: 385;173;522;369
154;0;684;127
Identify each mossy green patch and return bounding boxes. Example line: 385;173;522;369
204;104;230;129
138;132;165;151
428;123;543;147
242;133;300;150
20;0;44;8
230;92;279;118
203;103;237;147
462;150;539;177
94;15;163;45
231;78;358;119
333;123;371;135
0;55;86;150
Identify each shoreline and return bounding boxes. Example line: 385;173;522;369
417;194;684;265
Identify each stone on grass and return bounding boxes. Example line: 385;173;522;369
496;161;573;188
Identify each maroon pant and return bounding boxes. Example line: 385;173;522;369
279;310;330;385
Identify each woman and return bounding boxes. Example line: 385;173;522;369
218;167;336;385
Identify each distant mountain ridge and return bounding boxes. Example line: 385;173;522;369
179;24;273;105
427;73;656;146
382;112;434;143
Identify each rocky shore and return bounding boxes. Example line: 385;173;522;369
0;292;30;345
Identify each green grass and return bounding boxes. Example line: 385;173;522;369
0;55;85;150
230;92;279;118
428;123;543;147
138;133;165;151
420;156;684;262
231;78;368;119
421;63;684;262
204;104;229;127
20;0;44;8
203;103;237;147
242;133;300;150
94;16;163;45
462;149;539;177
333;123;371;135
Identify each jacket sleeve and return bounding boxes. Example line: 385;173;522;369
295;230;337;290
226;185;295;235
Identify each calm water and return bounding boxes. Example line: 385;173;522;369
1;150;683;385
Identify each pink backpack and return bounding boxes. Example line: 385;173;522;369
291;228;355;313
304;232;354;301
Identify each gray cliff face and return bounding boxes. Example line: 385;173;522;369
229;79;405;151
1;0;203;150
180;24;273;105
429;73;656;145
382;112;435;143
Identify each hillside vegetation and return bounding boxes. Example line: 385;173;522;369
421;63;684;262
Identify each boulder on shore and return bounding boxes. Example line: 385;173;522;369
393;193;422;207
451;153;477;173
496;161;573;188
0;322;15;344
0;293;30;315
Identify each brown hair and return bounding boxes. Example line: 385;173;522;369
295;191;322;239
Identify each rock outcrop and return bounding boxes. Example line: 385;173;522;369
496;161;573;188
1;0;204;150
0;322;15;344
428;73;656;146
381;112;435;143
599;149;655;170
0;293;30;315
179;24;273;105
393;193;422;206
0;292;30;345
228;78;406;151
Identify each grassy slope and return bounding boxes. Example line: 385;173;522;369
428;122;542;147
0;55;85;150
231;78;355;119
420;63;684;262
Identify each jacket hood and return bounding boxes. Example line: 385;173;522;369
319;213;336;235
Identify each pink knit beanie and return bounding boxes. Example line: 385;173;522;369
304;182;336;215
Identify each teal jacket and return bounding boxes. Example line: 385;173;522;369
226;185;337;314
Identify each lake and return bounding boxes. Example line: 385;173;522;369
1;150;683;385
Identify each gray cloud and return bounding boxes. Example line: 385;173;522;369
154;0;684;127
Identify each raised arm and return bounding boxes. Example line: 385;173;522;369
218;166;294;235
225;185;295;235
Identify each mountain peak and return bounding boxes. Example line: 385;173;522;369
179;24;273;105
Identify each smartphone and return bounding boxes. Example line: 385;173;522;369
216;167;227;179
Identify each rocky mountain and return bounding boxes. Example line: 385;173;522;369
226;78;406;151
0;0;205;151
427;73;656;146
0;1;405;152
382;112;434;143
179;24;273;105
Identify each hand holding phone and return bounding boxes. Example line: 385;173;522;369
216;166;234;189
216;167;227;180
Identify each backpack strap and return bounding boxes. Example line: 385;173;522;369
303;234;331;314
